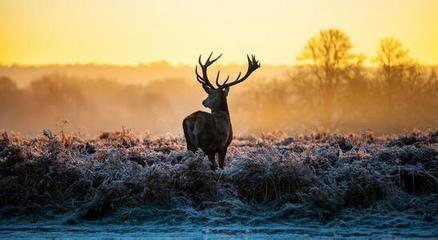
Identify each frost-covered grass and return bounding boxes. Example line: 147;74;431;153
0;129;437;223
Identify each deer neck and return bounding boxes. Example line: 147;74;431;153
211;97;230;115
211;98;232;136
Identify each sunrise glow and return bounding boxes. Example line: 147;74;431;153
1;0;437;65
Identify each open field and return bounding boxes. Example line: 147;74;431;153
0;130;437;238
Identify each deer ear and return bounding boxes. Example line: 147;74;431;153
223;87;230;96
202;85;215;94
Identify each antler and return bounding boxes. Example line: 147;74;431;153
195;52;222;90
217;54;260;89
195;53;260;90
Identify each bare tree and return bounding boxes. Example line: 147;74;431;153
297;29;360;130
375;38;416;88
373;37;438;131
375;38;412;82
374;38;417;127
0;76;19;117
375;38;416;94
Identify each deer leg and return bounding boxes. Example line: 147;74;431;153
182;118;197;152
208;154;216;171
218;149;227;169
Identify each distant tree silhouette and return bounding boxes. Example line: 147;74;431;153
297;29;360;130
375;38;415;97
0;76;19;110
0;76;17;93
374;38;420;129
375;38;412;80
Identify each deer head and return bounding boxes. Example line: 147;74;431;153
195;52;260;112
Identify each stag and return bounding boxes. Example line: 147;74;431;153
183;53;260;170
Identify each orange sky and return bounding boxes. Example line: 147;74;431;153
1;0;437;65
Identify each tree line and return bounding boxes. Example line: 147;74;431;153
234;29;437;133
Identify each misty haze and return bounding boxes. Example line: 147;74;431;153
0;38;437;136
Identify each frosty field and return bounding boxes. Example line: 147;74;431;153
0;130;437;239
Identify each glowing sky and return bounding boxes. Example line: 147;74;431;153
1;0;437;65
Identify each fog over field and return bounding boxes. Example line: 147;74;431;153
1;61;437;136
0;63;294;136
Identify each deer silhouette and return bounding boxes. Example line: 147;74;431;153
183;53;260;170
